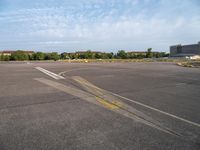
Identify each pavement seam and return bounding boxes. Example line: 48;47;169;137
0;97;83;111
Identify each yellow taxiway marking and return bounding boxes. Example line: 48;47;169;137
96;97;122;110
35;77;182;138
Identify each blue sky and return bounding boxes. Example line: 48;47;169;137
0;0;200;52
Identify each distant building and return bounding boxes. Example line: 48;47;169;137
0;51;15;56
170;42;200;57
0;50;34;56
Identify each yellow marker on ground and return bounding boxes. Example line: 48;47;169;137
96;97;121;110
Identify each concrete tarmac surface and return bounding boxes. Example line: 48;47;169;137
0;61;200;150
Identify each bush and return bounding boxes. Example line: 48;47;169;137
33;52;45;60
117;50;127;59
0;55;10;61
10;51;29;61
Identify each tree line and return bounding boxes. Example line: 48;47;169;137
0;51;60;61
0;49;169;61
61;49;168;59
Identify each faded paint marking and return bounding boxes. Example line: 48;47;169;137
96;97;121;110
73;76;200;129
36;67;65;80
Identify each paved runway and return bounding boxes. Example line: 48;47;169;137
0;62;200;150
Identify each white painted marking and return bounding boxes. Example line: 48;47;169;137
35;67;65;80
110;92;200;128
176;83;186;86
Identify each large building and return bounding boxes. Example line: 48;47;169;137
0;51;15;56
0;50;34;56
170;42;200;57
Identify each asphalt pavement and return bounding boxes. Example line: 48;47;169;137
0;61;200;150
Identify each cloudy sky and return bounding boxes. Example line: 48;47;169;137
0;0;200;52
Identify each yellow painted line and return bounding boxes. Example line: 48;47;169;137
96;97;121;110
73;76;103;95
35;78;182;138
72;76;104;95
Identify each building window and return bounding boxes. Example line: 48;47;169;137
177;45;182;53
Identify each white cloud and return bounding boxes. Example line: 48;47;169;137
0;0;200;52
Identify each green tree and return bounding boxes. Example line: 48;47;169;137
50;52;59;61
33;52;45;60
107;52;114;59
0;54;10;61
117;50;127;59
84;50;93;59
60;53;69;59
146;48;153;58
10;51;29;61
70;53;78;59
4;55;10;61
95;53;102;59
0;54;3;61
78;54;86;59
